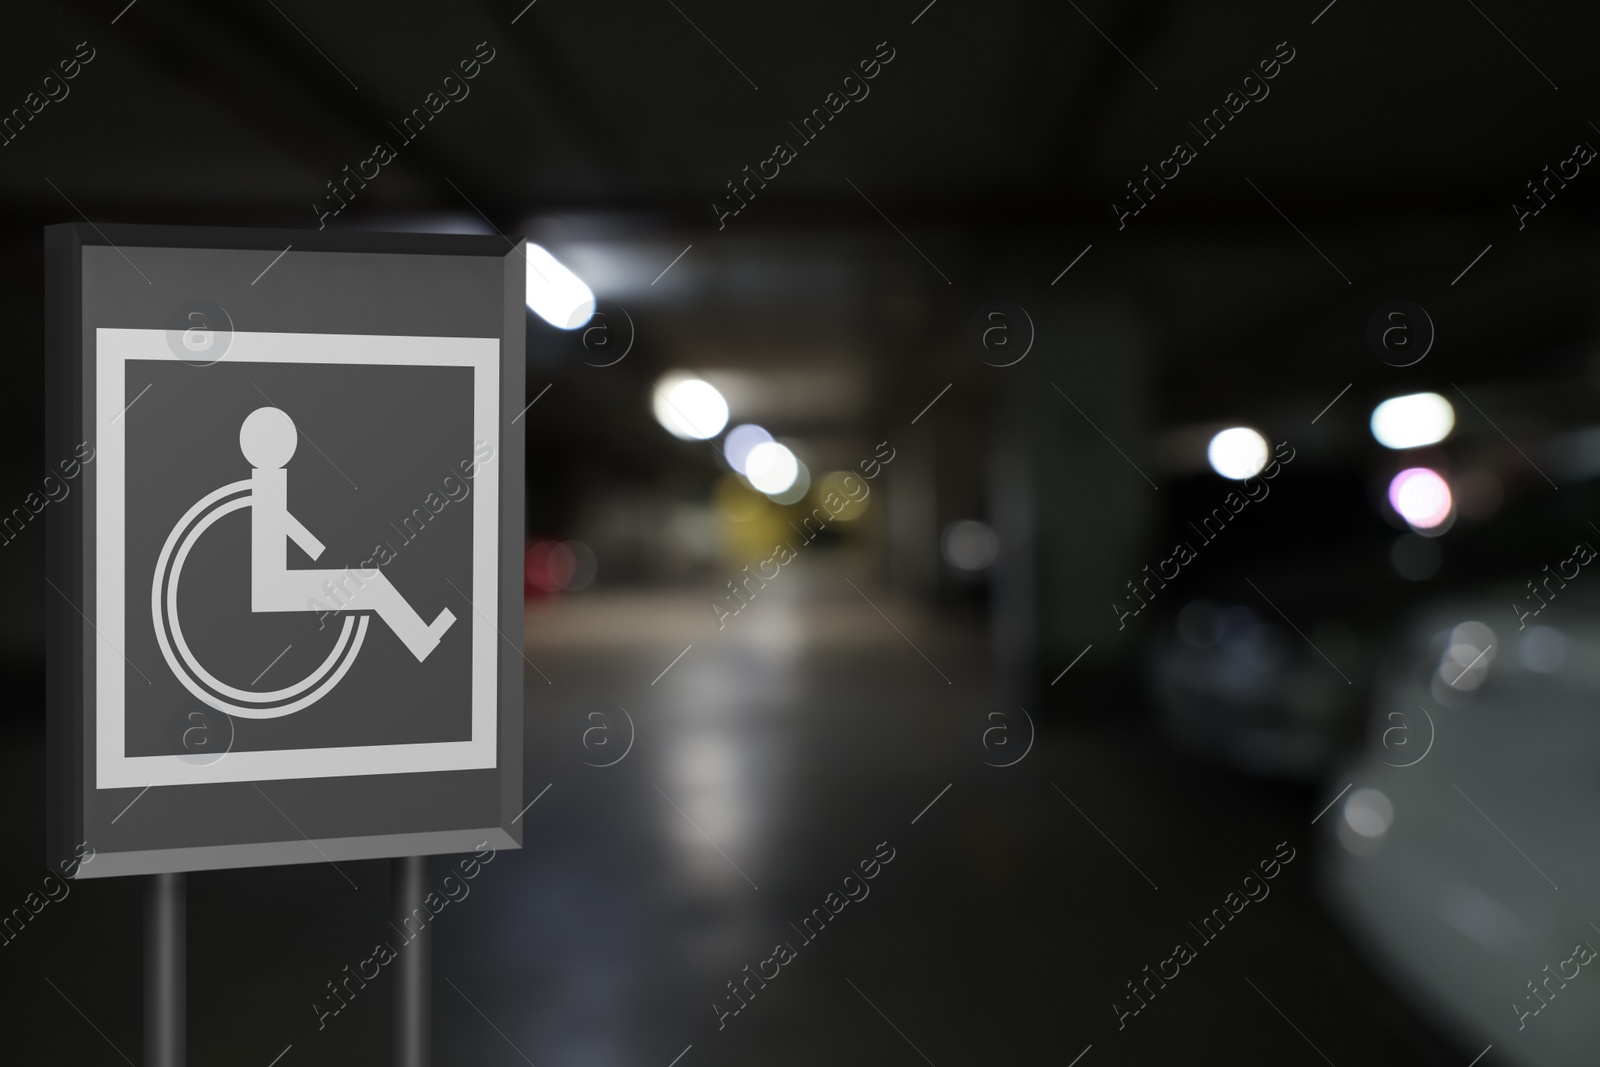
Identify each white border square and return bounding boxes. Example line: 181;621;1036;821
95;328;500;787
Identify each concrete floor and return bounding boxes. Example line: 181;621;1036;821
1;559;1472;1065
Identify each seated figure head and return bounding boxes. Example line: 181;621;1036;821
240;406;298;470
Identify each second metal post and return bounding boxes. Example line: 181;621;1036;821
392;855;431;1067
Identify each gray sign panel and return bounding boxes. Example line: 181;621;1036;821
46;224;525;877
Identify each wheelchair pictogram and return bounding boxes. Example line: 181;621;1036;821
152;406;457;719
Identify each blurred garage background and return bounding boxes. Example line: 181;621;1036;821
2;1;1599;1064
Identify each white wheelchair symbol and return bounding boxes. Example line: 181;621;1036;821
152;407;456;719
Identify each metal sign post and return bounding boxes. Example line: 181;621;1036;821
145;872;185;1067
393;855;432;1067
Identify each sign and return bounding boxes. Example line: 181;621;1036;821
46;224;526;877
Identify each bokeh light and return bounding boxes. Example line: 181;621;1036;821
1370;392;1454;450
523;242;595;329
652;375;729;440
815;471;868;520
723;424;773;474
942;519;999;570
1388;468;1452;529
1206;427;1269;480
769;460;810;505
1343;788;1394;839
1439;621;1496;691
525;539;598;595
745;441;799;494
715;474;768;522
1520;626;1568;673
1390;533;1441;581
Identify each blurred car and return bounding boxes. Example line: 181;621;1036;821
1320;589;1600;1067
1148;598;1370;781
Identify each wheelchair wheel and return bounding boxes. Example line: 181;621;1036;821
151;479;368;719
